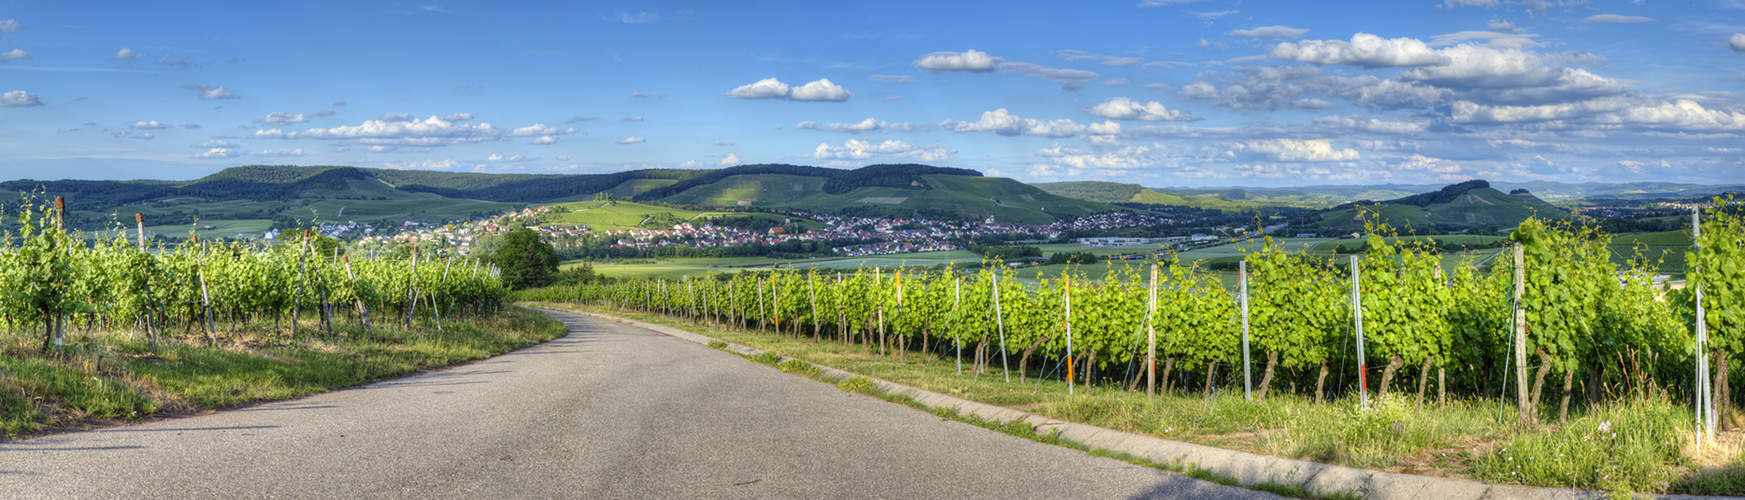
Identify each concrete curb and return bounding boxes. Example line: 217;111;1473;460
560;309;1732;500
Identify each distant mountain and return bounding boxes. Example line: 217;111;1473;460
1301;180;1567;232
2;163;1114;232
1034;181;1308;209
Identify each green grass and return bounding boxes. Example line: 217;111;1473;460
539;301;1734;494
0;307;567;439
545;200;707;232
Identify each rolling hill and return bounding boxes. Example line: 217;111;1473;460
1034;181;1301;210
1302;180;1568;232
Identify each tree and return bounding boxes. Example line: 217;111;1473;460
493;228;559;290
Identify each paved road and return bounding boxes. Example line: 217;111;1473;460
1;310;1279;499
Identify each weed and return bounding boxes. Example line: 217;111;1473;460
837;376;876;394
777;359;820;377
707;340;727;350
748;352;782;366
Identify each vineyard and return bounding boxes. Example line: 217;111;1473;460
523;200;1745;492
0;197;531;438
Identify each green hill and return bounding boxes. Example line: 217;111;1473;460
1034;181;1289;210
1305;180;1569;232
650;171;1113;225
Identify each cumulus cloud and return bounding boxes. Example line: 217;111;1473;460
194;140;236;148
1270;33;1444;67
1489;21;1516;32
1732;33;1745;52
944;108;1119;137
0;19;18;33
1084;97;1200;122
1583;14;1653;23
442;113;474;122
193;148;242;159
719;153;740;166
487;153;537;162
530;135;558;145
726;78;851;101
1229;26;1308;40
258;148;305;157
180;84;237;100
726;78;791;99
1;49;32;63
379;112;414;122
1448;97;1745;132
130;120;173;129
1179;66;1447;111
616;136;645;144
1230;139;1360;162
789;79;853;101
797;118;924;133
913;49;1100;88
913;50;1000;72
811;139;953;162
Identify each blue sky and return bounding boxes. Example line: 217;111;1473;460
2;0;1743;187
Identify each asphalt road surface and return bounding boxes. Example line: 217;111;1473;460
1;310;1280;499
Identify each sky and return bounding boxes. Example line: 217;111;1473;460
1;0;1743;188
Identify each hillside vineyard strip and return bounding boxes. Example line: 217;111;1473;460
2;198;510;351
523;201;1745;492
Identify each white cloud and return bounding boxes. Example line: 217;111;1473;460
1056;50;1143;66
1138;0;1213;6
1084;97;1200;122
1270;33;1444;68
257;111;312;125
720;153;740;166
944;108;1119;137
1440;0;1499;7
442;113;474;122
531;135;558;145
258;148;305;157
789;78;853;101
1310;115;1429;134
869;74;915;84
623;116;643;122
194;140;236;148
1;49;32;63
610;11;662;24
193;148;242;159
379;112;414;122
1180;66;1448;111
1390;154;1464;173
130;120;172;129
180;84;237;100
913;50;1000;72
811;139;953;162
1732;33;1745;52
1229;26;1308;40
131;132;155;140
252;115;571;148
0;20;18;33
1583;14;1653;23
112;47;147;62
616;136;645;144
1230;139;1360;162
996;62;1098;85
1192;10;1238;20
796;117;925;133
182;123;201;129
1489;21;1516;32
726;78;851;101
726;78;792;99
487;153;537;162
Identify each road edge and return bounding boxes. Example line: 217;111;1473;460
551;307;1723;500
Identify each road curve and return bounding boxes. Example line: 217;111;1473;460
1;310;1279;499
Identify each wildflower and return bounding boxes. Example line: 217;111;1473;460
1597;420;1611;433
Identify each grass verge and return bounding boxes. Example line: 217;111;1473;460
536;301;1739;495
0;307;567;439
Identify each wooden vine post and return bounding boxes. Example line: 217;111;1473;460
1148;264;1159;397
1513;243;1532;429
